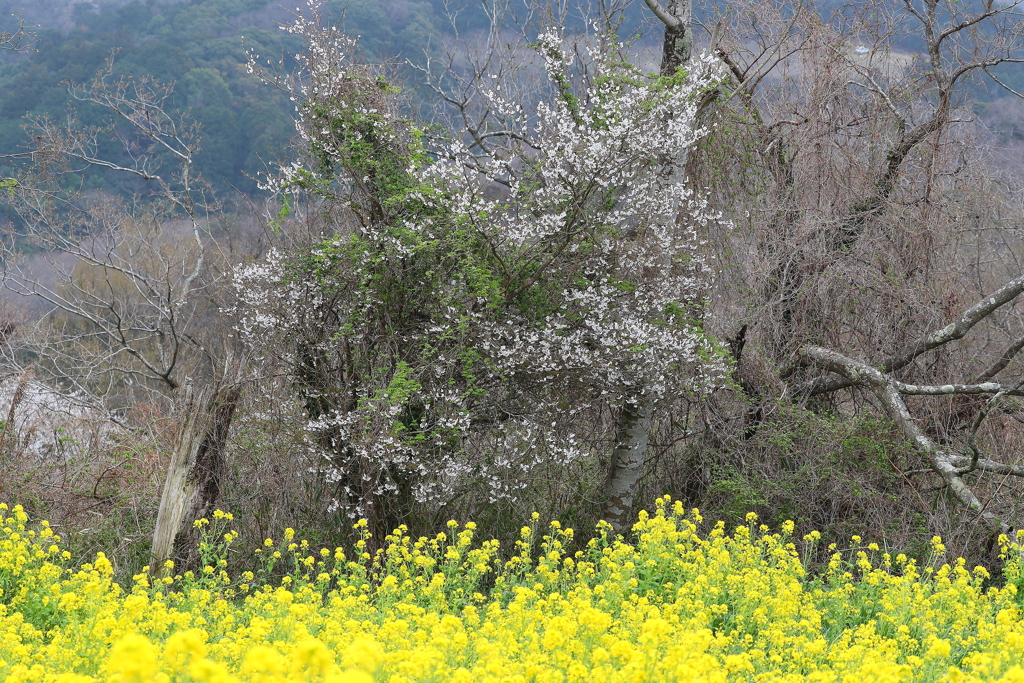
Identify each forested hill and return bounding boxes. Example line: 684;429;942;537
0;1;293;193
0;0;492;194
0;0;1020;195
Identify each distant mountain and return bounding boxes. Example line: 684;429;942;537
0;0;188;34
0;1;301;195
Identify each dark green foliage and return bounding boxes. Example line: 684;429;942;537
648;401;965;569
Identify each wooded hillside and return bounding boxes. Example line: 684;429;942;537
3;0;1024;586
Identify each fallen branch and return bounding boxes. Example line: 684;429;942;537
803;273;1024;397
798;345;1017;533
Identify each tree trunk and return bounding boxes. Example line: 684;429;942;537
601;398;654;534
151;379;241;573
659;0;693;77
599;0;694;533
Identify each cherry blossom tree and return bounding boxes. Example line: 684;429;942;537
234;1;726;536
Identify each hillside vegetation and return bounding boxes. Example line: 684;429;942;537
0;0;485;193
4;0;1024;647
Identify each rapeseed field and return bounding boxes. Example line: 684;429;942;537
1;497;1024;682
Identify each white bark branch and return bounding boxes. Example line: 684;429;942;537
807;272;1024;396
894;381;1020;395
799;345;1015;533
643;0;682;29
976;333;1024;382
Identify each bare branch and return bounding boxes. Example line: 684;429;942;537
808;272;1024;396
799;346;1014;532
976;333;1024;382
0;10;35;54
983;65;1024;99
949;454;1024;478
892;270;1024;364
958;378;1024;474
643;0;682;29
0;59;226;408
894;381;1009;395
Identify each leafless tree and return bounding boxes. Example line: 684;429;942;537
687;0;1024;362
796;273;1024;532
1;62;220;399
0;58;245;568
624;0;1024;538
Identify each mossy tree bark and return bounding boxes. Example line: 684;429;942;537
600;0;693;534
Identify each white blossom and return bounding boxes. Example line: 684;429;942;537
233;6;728;517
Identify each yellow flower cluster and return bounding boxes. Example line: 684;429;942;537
2;498;1024;682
